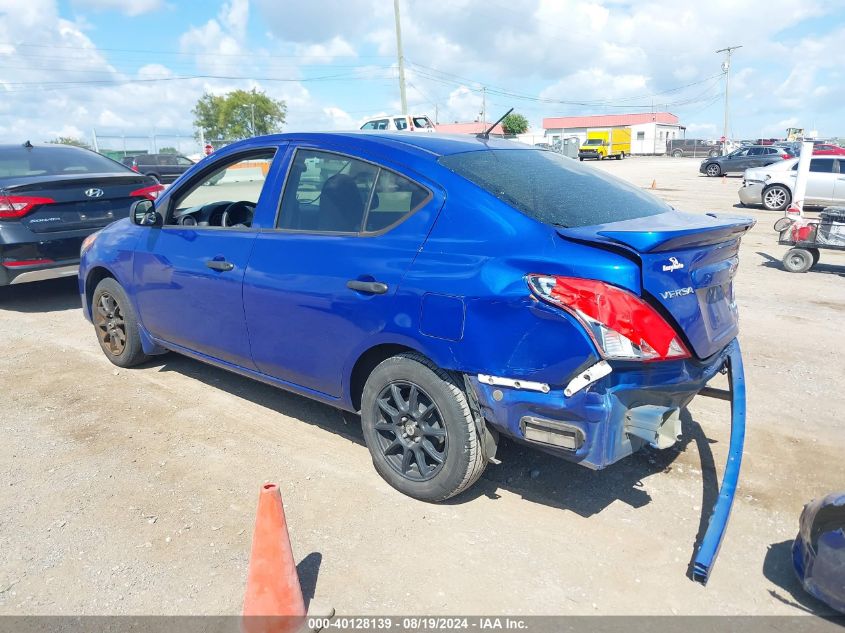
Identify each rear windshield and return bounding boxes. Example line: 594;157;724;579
438;149;670;228
0;146;129;179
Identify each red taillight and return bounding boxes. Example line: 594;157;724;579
527;275;691;362
131;165;139;172
2;258;54;267
0;195;55;219
129;184;165;200
781;153;790;159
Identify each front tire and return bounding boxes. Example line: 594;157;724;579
782;248;814;273
672;150;683;157
91;278;148;367
762;185;791;211
361;353;487;502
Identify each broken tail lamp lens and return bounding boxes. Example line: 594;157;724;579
526;274;691;362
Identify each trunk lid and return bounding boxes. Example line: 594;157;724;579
557;211;755;359
1;173;153;233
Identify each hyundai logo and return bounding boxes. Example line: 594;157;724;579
85;188;104;198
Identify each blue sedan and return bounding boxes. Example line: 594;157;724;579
79;132;753;583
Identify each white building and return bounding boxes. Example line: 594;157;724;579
542;112;685;156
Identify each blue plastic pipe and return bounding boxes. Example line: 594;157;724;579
692;339;747;584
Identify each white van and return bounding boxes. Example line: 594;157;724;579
360;114;436;132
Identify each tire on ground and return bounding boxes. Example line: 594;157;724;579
360;352;487;502
91;277;149;367
782;248;814;273
762;184;791;211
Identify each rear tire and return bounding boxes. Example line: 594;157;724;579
672;149;683;157
147;173;161;184
782;248;814;273
91;278;148;367
361;353;487;502
762;185;791;211
705;163;721;177
709;150;720;158
808;248;821;266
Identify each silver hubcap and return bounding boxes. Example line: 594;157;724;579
707;165;719;176
765;189;786;208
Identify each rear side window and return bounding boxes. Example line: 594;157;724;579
809;159;834;173
278;149;429;234
0;146;128;179
394;118;408;130
438;149;669;228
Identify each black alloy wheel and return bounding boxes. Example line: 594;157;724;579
373;381;448;481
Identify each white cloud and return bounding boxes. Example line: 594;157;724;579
296;36;357;63
70;0;164;17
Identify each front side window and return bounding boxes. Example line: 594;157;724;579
278;149;429;234
167;150;275;228
412;117;433;129
176;156;194;166
438;149;669;228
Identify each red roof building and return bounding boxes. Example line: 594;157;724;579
542;112;679;129
542;112;685;156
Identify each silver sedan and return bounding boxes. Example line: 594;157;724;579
738;156;845;211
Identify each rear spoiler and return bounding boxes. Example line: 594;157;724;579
557;212;755;253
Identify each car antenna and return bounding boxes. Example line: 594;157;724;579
476;108;513;140
23;140;33;148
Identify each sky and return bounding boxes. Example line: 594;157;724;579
0;0;843;151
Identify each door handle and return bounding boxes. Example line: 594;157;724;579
206;259;234;271
347;279;388;294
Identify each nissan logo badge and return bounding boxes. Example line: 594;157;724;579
85;188;104;198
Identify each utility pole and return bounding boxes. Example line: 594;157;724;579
250;103;256;137
716;45;742;155
481;86;486;126
393;0;408;115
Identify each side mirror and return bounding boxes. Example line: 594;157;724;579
130;199;162;226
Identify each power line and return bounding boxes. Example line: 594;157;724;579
12;42;391;60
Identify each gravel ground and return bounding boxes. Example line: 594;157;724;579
0;156;843;617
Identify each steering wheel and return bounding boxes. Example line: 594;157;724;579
220;201;255;228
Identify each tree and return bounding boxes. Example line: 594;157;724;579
192;88;287;142
49;136;91;149
501;113;529;136
158;146;179;154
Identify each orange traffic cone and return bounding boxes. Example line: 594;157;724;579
242;483;307;633
650;179;656;189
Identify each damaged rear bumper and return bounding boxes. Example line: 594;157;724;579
469;337;747;584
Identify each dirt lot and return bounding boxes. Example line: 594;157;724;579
1;156;843;617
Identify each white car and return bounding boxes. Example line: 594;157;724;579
738;156;845;211
360;114;435;132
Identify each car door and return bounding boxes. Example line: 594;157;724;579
157;155;178;183
804;158;837;205
133;146;283;367
834;160;845;204
175;155;195;178
242;146;444;398
743;147;768;169
723;148;749;172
